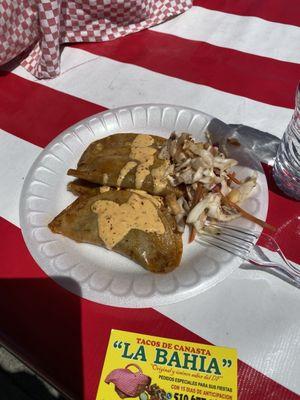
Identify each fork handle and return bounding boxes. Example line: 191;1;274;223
248;258;300;285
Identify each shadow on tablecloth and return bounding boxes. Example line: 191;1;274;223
0;276;83;399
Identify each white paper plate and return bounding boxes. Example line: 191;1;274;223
19;104;268;307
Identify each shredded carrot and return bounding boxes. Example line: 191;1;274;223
188;226;197;244
223;197;277;232
188;183;204;243
227;172;241;185
193;182;204;204
212;183;221;193
227;137;241;146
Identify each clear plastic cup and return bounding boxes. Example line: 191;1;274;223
273;84;300;200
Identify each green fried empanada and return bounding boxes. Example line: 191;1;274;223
67;133;180;197
49;189;183;273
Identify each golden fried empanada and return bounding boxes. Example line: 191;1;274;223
67;133;180;197
49;189;182;273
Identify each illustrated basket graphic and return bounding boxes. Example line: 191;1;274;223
105;363;151;398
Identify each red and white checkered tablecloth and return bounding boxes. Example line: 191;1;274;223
0;1;300;399
0;0;191;78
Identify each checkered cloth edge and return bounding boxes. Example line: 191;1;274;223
0;0;192;79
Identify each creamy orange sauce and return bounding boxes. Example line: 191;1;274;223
132;135;154;147
99;186;111;193
115;134;169;191
151;160;170;194
134;155;156;189
130;135;156;189
91;193;165;249
117;161;137;186
129;189;163;208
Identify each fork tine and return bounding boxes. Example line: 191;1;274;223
209;230;255;246
205;222;259;245
196;222;259;259
198;223;300;286
196;235;248;258
207;222;259;239
201;231;252;252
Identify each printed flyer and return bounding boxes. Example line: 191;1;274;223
96;330;237;400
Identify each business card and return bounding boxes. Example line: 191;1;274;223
96;329;237;400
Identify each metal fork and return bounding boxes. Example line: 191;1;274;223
196;223;300;286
